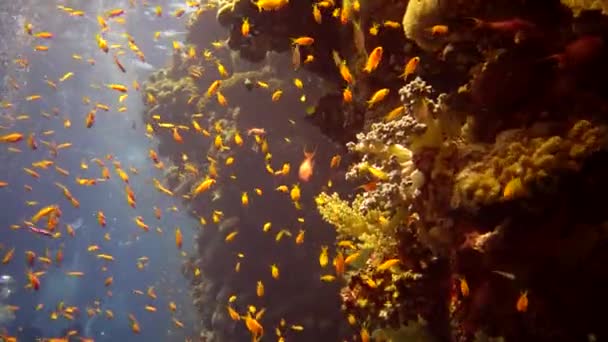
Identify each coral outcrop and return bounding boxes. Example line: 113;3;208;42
141;0;608;340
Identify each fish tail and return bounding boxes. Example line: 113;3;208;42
250;0;262;12
537;53;566;69
466;17;484;29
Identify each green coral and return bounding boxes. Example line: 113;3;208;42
144;70;199;108
560;0;608;16
372;317;436;342
451;120;608;211
315;192;393;240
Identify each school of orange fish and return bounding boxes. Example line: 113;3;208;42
0;0;536;341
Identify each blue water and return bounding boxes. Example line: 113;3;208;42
0;1;199;340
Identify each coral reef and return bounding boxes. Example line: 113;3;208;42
560;0;608;16
452;120;608;212
317;72;608;341
141;0;608;340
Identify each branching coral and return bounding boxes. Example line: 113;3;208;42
315;192;394;240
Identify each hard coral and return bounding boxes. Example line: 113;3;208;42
451;120;608;212
560;0;608;16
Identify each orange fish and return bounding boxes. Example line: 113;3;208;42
291;36;314;46
356;181;377;192
175;227;183;249
129;314;141;333
172;127;183;143
363;46;383;73
25;251;36;266
334;252;345;276
516;290;528;312
134;216;149;232
2;248;15;264
0;133;24;143
55;249;63;265
339;61;353;84
28;271;41;290
106;8;125;18
400;56;420;80
342;87;352;103
459;277;469;297
241;18;250;37
428;24;449;36
85;110;95;128
97;211;106;227
298;147;315;182
34;31;53;39
27;133;38;150
106;84;128;93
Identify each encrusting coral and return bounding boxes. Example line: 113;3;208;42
451;119;608;212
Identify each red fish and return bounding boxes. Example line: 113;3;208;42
469;17;535;33
546;35;604;69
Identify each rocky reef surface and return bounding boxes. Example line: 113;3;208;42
141;0;608;340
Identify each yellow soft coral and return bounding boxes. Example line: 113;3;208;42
315;192;400;240
560;0;608;16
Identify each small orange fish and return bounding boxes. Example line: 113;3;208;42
334;252;345;276
342;87;352;103
206;80;221;96
400;56;420;80
363;46;383;73
2;248;15;264
298;147;315;182
104;276;113;287
35;31;53;39
356;181;377;192
106;8;125;18
459;277;470;297
428;24;449;36
55;249;63;265
85;110;95;128
25;133;37;150
516;290;528;312
107;83;128;93
172;127;183;143
291;36;314;46
0;133;24;143
28;271;41;290
97;211;106;227
25;251;36;266
339;61;353;84
312;4;322;24
241;18;250;37
175;227;183;249
129;314;141;333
